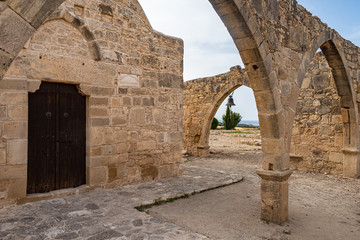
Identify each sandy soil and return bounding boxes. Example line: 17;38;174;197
149;129;360;240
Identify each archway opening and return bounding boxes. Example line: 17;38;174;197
210;86;260;155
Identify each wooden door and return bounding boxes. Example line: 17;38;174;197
27;82;86;194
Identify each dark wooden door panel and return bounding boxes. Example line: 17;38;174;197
27;82;86;194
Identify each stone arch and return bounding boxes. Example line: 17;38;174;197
0;0;66;80
296;30;360;178
210;0;280;141
200;84;256;155
45;10;101;61
183;66;250;157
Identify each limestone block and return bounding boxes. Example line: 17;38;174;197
329;152;343;163
3;122;27;139
114;131;127;143
89;156;109;168
109;154;128;165
7;139;27;165
102;145;115;156
111;97;122;107
0;8;35;55
112;116;127;126
88;166;108;185
90;146;102;157
103;129;114;144
334;135;344;147
170;132;182;143
118;74;139;87
116;143;128;153
0;148;6;165
153;109;166;125
27;80;41;93
8;105;27;120
0;79;27;90
89;97;109;106
89;107;109;117
7;177;26;199
8;0;64;28
129;108;145;125
0;165;27;180
0;92;27;105
89;127;104;146
158;73;183;89
91;118;110;126
137;140;156;151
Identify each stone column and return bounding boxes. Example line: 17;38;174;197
256;169;293;224
342;148;360;178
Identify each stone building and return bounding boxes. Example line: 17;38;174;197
0;0;360;224
0;0;184;206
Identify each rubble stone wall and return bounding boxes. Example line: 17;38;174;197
184;53;344;174
0;0;184;206
291;53;343;174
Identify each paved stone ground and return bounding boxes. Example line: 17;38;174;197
0;163;244;240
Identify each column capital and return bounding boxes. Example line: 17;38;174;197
256;169;293;182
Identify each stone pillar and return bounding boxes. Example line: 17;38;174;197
197;145;210;158
342;148;360;178
256;169;293;224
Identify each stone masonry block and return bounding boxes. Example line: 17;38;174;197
0;92;27;105
0;148;6;165
0;165;27;180
129;108;145;125
7;177;26;199
329;152;343;163
8;105;27;120
0;8;35;55
9;0;64;28
3;122;27;139
7;139;27;165
137;140;156;151
88;166;108;185
0;50;14;80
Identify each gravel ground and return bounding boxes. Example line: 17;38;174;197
149;129;360;240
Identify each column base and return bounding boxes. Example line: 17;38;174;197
342;148;360;178
256;169;293;224
197;145;210;158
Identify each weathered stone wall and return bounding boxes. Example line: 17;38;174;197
0;0;183;205
183;66;249;157
184;53;344;174
291;53;343;174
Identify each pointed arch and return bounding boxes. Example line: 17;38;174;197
296;30;360;178
45;10;101;61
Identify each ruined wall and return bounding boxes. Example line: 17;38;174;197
0;0;183;205
184;53;344;175
183;66;250;157
291;53;343;174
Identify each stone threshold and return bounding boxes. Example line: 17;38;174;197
18;185;94;205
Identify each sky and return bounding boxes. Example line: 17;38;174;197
137;0;360;122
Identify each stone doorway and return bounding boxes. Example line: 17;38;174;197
27;82;86;194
